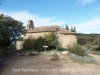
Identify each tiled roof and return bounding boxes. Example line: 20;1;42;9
26;25;76;35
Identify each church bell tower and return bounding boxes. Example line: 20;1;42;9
27;20;34;29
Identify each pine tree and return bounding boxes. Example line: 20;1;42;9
70;26;74;32
70;26;77;32
65;24;69;30
73;26;76;32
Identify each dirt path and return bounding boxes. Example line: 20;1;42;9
0;54;100;75
89;54;100;64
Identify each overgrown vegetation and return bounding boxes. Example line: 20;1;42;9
77;33;100;55
69;52;98;64
77;33;99;45
34;37;47;51
65;24;76;32
44;32;60;50
68;44;87;56
23;38;35;50
0;14;25;56
23;32;60;51
68;44;98;64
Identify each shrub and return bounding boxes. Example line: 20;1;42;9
44;32;60;50
69;52;98;64
23;32;60;51
23;38;35;50
97;42;100;49
68;44;87;56
77;37;87;45
34;37;47;51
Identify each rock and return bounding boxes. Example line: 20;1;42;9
61;51;68;56
56;52;61;56
50;52;55;56
40;52;44;55
44;52;47;55
25;52;30;56
31;51;39;55
47;53;50;56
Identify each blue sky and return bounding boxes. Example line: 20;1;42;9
0;0;100;33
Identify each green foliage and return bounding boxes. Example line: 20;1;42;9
65;24;69;30
0;14;25;50
17;37;23;41
44;32;59;50
44;32;56;42
77;37;87;45
97;37;100;48
90;50;100;55
73;26;76;32
77;33;100;45
69;52;98;64
98;42;100;48
34;37;47;51
23;38;35;50
68;44;87;56
70;26;76;32
23;32;60;51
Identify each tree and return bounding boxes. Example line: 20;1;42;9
65;24;69;30
0;14;25;50
70;26;76;32
73;26;76;32
70;26;74;32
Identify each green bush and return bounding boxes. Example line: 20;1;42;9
23;32;60;51
34;37;47;51
23;38;35;50
44;32;59;50
77;37;87;45
97;42;100;49
68;44;87;56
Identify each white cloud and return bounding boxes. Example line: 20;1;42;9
70;16;100;33
78;0;95;5
0;10;65;28
1;10;100;33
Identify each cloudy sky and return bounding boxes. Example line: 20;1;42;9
0;0;100;33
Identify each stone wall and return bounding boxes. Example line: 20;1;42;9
23;32;50;39
16;32;77;50
23;32;77;48
16;41;23;50
57;34;77;48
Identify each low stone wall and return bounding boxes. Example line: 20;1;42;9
16;41;23;50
